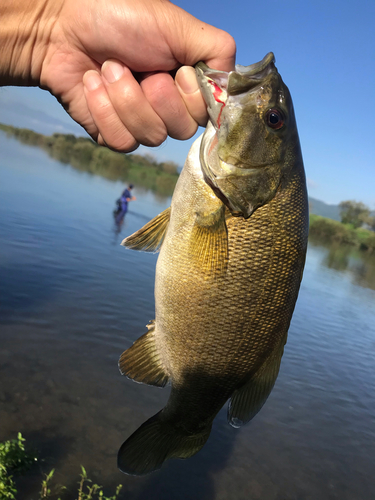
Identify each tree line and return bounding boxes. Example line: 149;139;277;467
309;199;375;253
0;123;180;197
339;200;375;230
1;122;374;252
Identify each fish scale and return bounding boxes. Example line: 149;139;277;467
117;53;308;475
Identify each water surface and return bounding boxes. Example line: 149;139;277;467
1;132;374;499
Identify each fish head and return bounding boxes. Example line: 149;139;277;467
196;53;300;218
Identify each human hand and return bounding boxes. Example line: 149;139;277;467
0;0;235;152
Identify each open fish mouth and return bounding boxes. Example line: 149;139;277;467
196;52;275;131
195;53;278;218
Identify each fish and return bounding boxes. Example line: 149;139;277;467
117;52;308;476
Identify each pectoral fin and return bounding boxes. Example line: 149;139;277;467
228;336;287;427
119;321;169;387
121;207;171;252
190;205;228;276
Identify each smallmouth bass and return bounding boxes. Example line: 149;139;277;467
118;53;308;475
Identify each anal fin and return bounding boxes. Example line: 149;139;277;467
121;207;171;252
228;336;287;427
119;321;169;387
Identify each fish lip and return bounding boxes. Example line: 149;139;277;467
234;52;275;76
228;52;276;94
195;52;276;130
195;64;229;130
195;52;275;93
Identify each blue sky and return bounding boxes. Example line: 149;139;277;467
0;0;374;207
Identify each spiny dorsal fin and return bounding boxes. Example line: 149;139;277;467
121;207;171;252
119;320;169;387
228;335;287;427
189;205;228;277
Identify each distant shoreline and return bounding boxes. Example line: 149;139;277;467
309;214;375;253
1;122;374;253
0;122;179;198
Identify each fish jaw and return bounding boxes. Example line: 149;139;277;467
199;122;281;218
196;53;299;218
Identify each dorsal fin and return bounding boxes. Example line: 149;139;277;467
121;207;171;252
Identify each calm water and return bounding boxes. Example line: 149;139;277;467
1;131;375;499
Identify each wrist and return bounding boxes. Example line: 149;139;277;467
0;0;62;86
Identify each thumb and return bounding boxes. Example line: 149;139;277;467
175;66;207;127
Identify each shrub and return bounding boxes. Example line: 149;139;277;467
0;435;122;500
0;433;37;500
309;215;375;252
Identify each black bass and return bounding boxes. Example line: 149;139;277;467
118;53;308;475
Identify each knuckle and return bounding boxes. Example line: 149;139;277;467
179;122;198;140
142;127;168;147
215;32;237;68
224;33;237;54
147;83;170;110
169;120;197;141
104;132;139;153
92;97;113;121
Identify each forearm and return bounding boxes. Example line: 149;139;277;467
0;0;60;86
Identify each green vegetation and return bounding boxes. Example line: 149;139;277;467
0;123;180;197
310;199;375;252
0;434;122;500
339;200;375;230
0;433;37;499
2;122;374;251
309;214;375;252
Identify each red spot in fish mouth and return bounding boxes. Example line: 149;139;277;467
209;81;226;128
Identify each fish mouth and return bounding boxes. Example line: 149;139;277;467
195;52;275;130
196;53;278;218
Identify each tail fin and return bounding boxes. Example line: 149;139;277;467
118;411;211;476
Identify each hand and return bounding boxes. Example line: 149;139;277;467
0;0;236;152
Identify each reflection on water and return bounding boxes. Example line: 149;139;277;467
112;210;152;247
113;209;127;244
1;131;375;499
310;238;375;291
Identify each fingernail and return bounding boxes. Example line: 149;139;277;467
176;66;199;94
102;60;124;83
83;70;102;91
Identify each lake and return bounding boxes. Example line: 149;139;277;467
1;131;374;500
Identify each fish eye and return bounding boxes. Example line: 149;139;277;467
265;108;285;130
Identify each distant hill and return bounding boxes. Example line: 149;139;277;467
308;197;340;221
